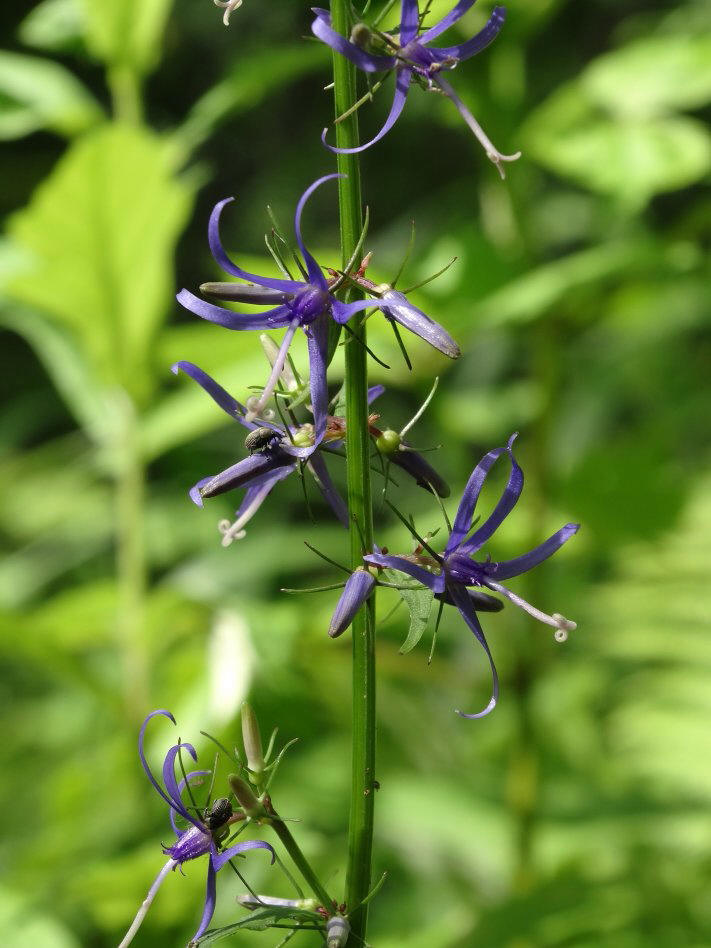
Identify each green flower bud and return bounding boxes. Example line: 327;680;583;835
228;774;262;817
375;429;402;455
241;702;265;780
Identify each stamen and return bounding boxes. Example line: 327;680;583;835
217;483;275;546
245;320;299;422
213;0;242;27
484;580;577;633
118;859;177;948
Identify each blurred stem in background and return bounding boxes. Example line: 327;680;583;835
508;316;561;891
329;0;376;940
115;391;149;721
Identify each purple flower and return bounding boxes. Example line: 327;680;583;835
177;177;460;416
311;1;521;176
364;434;579;718
173;361;348;544
119;710;275;947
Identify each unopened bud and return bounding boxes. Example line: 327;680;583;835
241;702;265;778
350;22;372;48
329;569;375;638
375;429;401;454
228;774;262;816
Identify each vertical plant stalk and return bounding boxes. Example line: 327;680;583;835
329;1;376;941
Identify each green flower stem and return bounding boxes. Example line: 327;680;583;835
329;1;376;941
268;810;334;910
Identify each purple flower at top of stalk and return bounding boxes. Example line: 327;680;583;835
118;710;275;947
177;176;460;428
364;434;579;718
311;0;521;177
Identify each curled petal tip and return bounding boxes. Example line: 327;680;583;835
454;695;497;719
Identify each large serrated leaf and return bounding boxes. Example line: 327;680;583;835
6;123;193;405
384;568;434;654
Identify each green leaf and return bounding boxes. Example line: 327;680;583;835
384;568;433;654
583;33;711;118
81;0;174;73
6;123;193;404
18;0;86;56
530;115;711;205
0;51;101;139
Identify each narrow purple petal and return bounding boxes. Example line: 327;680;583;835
190;859;217;943
170;770;211;837
162;743;202;829
364;552;445;593
199;282;291;304
189;476;213;508
329;569;376;638
138;711;182;813
208;198;304;292
177;289;293;331
171;361;248;423
293;176;342;289
323;67;411;155
448;583;499;719
458;433;522;554
390;448;450;498
311;9;395;72
483;523;580;580
400;0;420;43
432;5;506;61
419;0;478;44
307;452;348;527
445;440;510;555
367;384;385;405
330;297;376;324
200;451;293;499
305;311;329;447
380;289;460;359
211;838;276;873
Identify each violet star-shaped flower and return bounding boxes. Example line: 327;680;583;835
174;362;451;543
119;710;275;947
177;175;460;428
312;0;521;176
173;361;348;545
364;434;579;718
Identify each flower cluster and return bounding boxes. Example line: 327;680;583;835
119;711;275;947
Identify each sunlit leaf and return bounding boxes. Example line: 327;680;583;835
0;51;101;139
81;0;174;74
6;123;194;404
583;33;711;118
18;0;86;56
383;568;434;654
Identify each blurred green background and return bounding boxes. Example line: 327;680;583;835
1;0;710;945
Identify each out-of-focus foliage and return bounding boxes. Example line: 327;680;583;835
0;0;709;945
